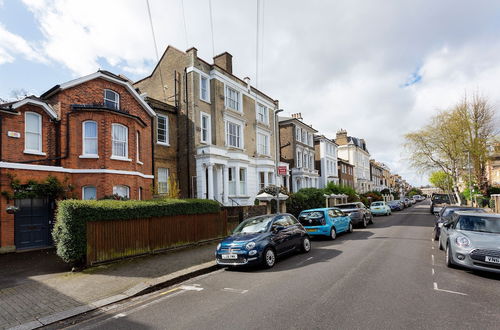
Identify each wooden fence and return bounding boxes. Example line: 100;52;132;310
86;210;227;265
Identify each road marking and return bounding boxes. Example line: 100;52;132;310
112;313;126;319
307;257;314;261
432;246;434;250
431;254;435;265
223;288;248;294
159;287;180;296
432;268;435;275
433;282;467;296
179;285;204;291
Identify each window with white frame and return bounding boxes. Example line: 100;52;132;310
309;155;314;170
297;150;302;167
302;130;306;144
296;127;301;142
200;112;211;143
157;114;169;145
104;89;119;110
226;121;241;148
136;131;141;163
268;172;273;185
257;132;269;155
82;121;98;156
259;172;265;190
200;75;210;102
239;168;247;195
225;86;240;111
82;186;97;200
112;124;128;158
228;167;236;195
303;153;308;168
257;104;268;124
309;133;313;146
113;185;130;198
158;168;169;194
25;112;42;154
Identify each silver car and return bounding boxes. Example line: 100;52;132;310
439;212;500;274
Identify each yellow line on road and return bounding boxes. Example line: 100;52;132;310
159;287;180;296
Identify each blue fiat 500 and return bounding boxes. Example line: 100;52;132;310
215;214;311;268
298;208;353;240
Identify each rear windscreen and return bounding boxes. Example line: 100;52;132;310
298;211;325;226
432;195;451;204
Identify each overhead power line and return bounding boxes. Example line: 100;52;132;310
145;0;167;102
181;0;189;49
209;0;216;57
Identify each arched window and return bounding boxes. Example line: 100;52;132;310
104;89;120;109
24;112;43;154
82;121;98;156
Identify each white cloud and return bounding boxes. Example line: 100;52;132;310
0;23;46;64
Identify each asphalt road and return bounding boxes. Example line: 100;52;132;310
53;202;500;330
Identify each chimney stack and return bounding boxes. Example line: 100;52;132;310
335;129;348;145
291;113;303;120
213;52;233;74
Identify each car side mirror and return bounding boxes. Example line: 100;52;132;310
272;225;285;232
443;222;451;228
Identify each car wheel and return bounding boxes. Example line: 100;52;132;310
445;243;455;268
347;222;353;233
330;227;337;240
300;236;311;253
362;216;367;228
262;247;276;268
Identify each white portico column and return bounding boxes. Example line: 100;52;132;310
207;164;214;200
223;165;229;204
200;164;207;199
264;170;269;187
216;165;223;202
235;166;240;196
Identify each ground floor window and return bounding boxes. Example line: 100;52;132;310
158;168;169;194
228;167;236;195
113;185;130;198
259;171;265;190
239;168;247;195
82;186;97;200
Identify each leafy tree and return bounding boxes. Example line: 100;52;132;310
286;188;325;217
428;171;453;192
323;182;358;202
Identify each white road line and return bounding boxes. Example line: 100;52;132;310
112;313;126;319
179;285;204;291
223;288;249;294
432;246;435;250
431;254;435;265
432;268;435;275
307;257;314;260
433;282;468;296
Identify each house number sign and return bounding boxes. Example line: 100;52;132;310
7;131;21;138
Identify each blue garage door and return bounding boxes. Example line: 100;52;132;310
14;198;54;250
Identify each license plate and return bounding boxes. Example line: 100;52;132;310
307;229;317;232
485;256;500;264
221;254;238;259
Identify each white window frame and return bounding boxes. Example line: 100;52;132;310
113;185;130;198
136;131;143;164
259;171;266;190
239;168;247;196
257;131;270;156
297;150;302;168
228;167;236;196
81;120;98;158
82;186;97;200
158;168;169;194
296;127;301;142
225;85;241;112
24;111;45;155
104;89;120;110
111;123;130;161
256;103;268;124
200;112;211;144
157;114;169;145
225;119;243;149
199;74;210;103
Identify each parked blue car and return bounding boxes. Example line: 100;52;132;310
215;214;311;268
298;208;353;240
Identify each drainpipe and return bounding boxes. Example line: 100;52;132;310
151;115;155;197
274;109;284;212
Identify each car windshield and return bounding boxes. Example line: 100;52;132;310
371;202;383;206
337;204;357;209
432;194;451;204
388;201;398;206
456;216;500;234
442;208;485;218
298;211;325;226
233;216;274;234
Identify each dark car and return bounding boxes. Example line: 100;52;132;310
388;200;404;211
430;193;455;214
336;202;373;228
433;206;486;240
215;214;311;268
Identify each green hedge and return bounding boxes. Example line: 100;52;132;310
52;199;221;264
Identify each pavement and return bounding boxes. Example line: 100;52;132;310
0;241;219;330
50;202;500;330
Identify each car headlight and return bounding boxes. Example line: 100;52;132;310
245;242;256;250
217;243;221;250
455;236;471;247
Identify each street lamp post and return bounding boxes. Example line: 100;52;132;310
274;109;284;213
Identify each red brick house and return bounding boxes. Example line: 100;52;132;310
0;70;155;252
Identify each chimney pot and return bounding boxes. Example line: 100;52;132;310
213;52;233;74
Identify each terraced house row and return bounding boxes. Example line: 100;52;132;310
0;45;407;253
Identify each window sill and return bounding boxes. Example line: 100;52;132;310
24;150;46;156
137;160;144;165
199;98;211;105
225;107;243;116
79;154;99;159
157;142;170;147
111;156;132;162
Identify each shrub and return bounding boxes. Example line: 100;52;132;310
323;182;358;202
286;188;326;217
53;199;220;264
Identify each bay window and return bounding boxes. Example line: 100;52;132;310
111;124;128;159
82;121;98;156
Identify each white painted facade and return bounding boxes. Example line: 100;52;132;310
315;136;339;188
337;143;371;193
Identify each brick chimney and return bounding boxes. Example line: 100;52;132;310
213;52;233;74
291;113;303;120
186;47;198;66
335;129;348;145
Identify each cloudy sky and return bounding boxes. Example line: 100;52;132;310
1;0;499;186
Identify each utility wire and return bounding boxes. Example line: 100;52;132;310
256;0;260;89
181;0;189;49
260;0;265;90
145;0;167;102
209;0;216;57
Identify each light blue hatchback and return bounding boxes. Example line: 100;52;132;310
298;208;353;240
